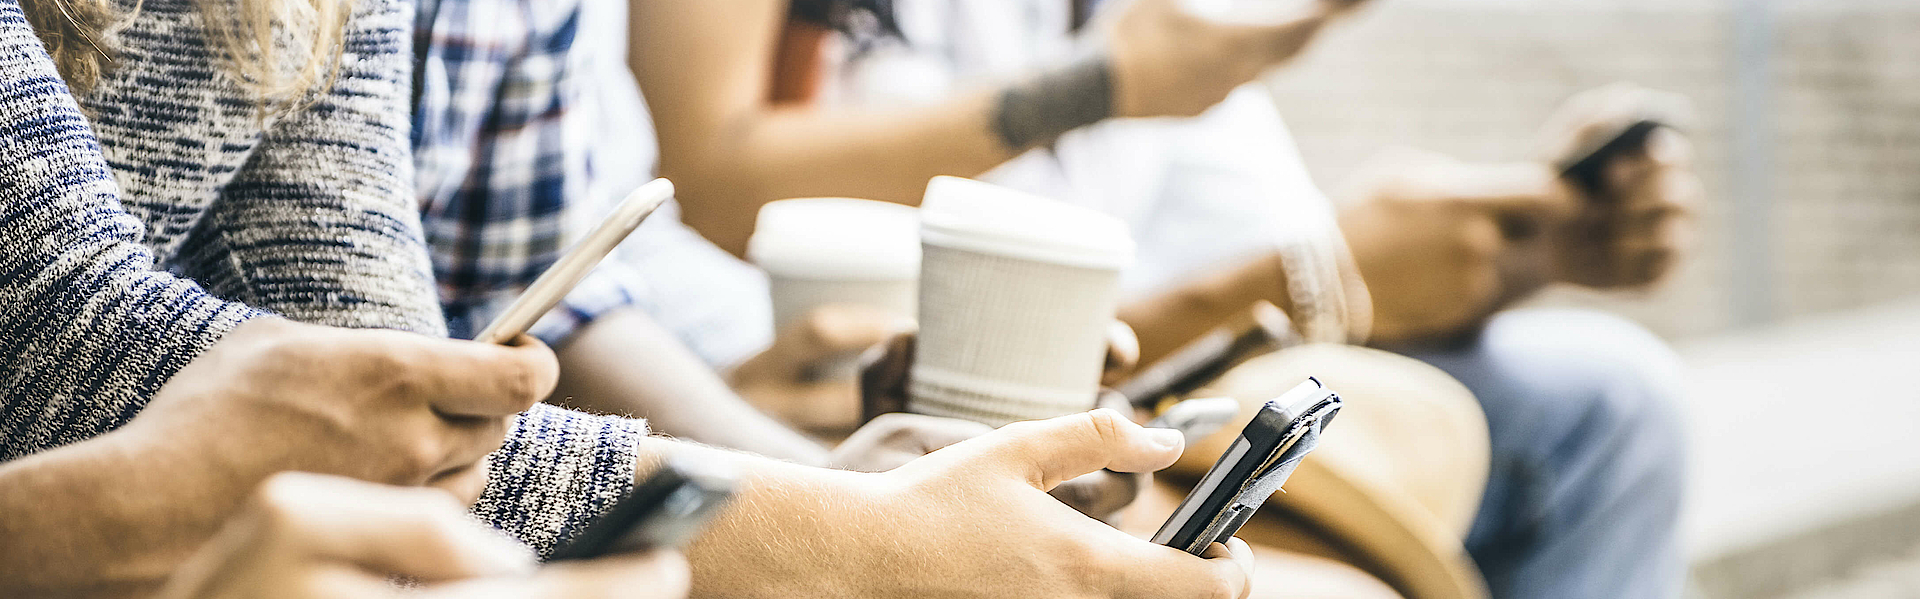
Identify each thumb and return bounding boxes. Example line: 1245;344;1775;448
756;305;904;376
938;409;1184;491
1447;162;1576;217
410;333;558;417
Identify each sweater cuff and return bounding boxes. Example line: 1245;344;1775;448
471;403;648;557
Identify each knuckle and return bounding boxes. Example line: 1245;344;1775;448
1085;409;1126;446
404;435;447;476
499;361;541;407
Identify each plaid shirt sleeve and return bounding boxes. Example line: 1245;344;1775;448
412;0;653;555
413;0;646;344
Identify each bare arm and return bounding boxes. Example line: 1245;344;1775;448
0;429;248;598
549;308;831;465
636;410;1255;599
628;0;1009;255
631;0;1361;256
1119;252;1294;368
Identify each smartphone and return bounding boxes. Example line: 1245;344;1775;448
548;458;738;560
1500;118;1671;241
1117;302;1294;412
1557;119;1666;198
1151;378;1341;556
471;178;675;345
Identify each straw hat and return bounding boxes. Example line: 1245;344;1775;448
1159;343;1492;599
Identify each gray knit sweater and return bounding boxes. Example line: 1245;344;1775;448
0;0;641;555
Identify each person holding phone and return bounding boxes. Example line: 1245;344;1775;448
809;5;1696;598
598;1;1695;598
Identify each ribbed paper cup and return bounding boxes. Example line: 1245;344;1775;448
910;177;1135;427
749;198;921;376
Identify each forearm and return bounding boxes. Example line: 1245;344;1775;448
1120;251;1294;367
667;96;1010;255
636;438;884;598
551;309;829;466
631;0;1116;255
0;429;259;597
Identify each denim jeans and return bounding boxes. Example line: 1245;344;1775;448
1403;308;1688;599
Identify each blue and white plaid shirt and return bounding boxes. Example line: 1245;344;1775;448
412;0;773;366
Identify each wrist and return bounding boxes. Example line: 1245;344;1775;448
992;53;1115;152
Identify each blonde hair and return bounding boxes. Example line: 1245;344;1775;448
21;0;355;103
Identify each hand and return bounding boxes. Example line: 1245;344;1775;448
156;473;689;599
853;326;1150;523
827;412;994;473
1539;83;1704;289
1105;0;1369;118
1337;147;1575;345
687;410;1254;598
125;317;558;503
728;305;902;433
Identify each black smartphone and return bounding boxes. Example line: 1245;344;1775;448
1502;118;1669;241
1117;302;1294;412
548;458;737;561
1151;378;1341;556
1558;119;1666;198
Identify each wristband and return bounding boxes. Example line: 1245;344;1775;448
992;53;1115;151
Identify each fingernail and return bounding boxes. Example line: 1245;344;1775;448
1147;428;1184;451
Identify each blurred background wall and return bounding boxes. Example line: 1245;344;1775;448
1266;0;1920;338
1256;1;1920;597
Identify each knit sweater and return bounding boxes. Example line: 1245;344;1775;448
0;0;641;555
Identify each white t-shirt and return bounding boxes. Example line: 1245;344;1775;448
839;0;1341;299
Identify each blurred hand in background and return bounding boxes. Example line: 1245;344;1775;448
1540;83;1704;290
1338;147;1575;346
156;473;688;599
728;304;902;433
1106;0;1373;118
1339;83;1702;346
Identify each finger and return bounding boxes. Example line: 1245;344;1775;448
832;413;994;472
1211;538;1257;582
858;332;916;422
251;473;535;582
393;333;556;417
1449;162;1575;217
435;551;691;599
1238;14;1328;66
1109;540;1252;599
1050;470;1144;522
425;462;492;505
1317;0;1373;17
943;409;1184;491
432;414;513;474
772;305;902;368
299;566;421;599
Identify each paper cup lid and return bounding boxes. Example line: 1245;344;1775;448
918;176;1135;270
748;198;922;280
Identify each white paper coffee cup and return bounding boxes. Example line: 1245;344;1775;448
749;198;921;376
910;176;1136;426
